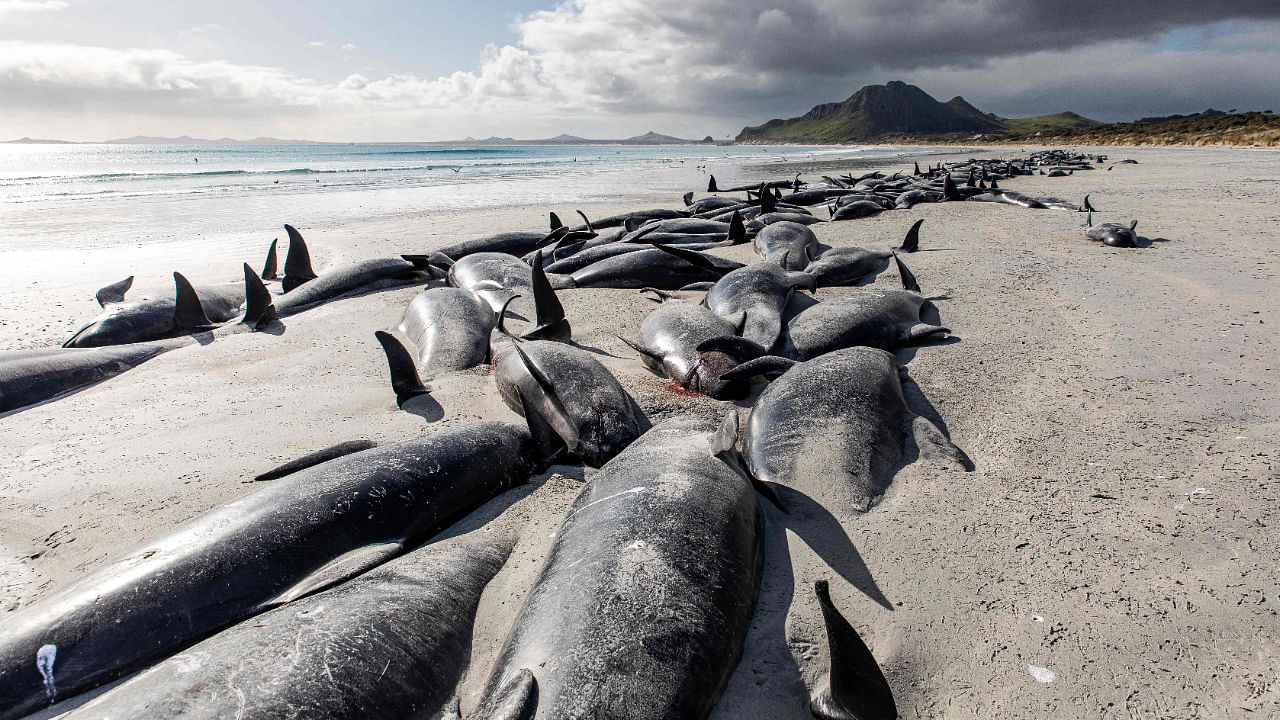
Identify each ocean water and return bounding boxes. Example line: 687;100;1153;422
0;142;928;291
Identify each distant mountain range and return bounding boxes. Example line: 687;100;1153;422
736;80;1102;143
2;131;714;146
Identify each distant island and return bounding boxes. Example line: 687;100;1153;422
736;80;1280;147
2;131;717;146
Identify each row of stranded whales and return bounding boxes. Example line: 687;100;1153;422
6;149;1146;718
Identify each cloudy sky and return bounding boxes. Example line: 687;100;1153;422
3;0;1278;142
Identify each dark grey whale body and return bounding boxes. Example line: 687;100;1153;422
782;288;948;359
477;414;762;720
0;422;535;720
753;221;819;270
397;287;496;376
623;296;762;399
704;260;815;350
63;275;243;348
57;531;514;720
0;344;165;414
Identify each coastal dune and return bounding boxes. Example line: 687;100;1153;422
2;145;1277;717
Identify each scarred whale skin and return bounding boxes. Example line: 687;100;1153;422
0;421;535;720
477;415;762;720
56;531;514;720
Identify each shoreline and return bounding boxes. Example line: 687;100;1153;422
3;145;1278;717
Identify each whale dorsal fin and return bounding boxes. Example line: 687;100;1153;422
240;263;277;330
1083;195;1096;212
652;244;719;274
707;174;719;193
760;183;776;214
892;252;921;293
374;330;429;408
900;219;923;253
575;209;592;232
549;212;562;231
728;210;746;244
682;191;694;207
282;224;319;292
261;238;279;280
522;251;571;341
811;579;897;720
172;272;214;331
95;276;134;306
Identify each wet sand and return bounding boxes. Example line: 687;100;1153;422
2;145;1278;718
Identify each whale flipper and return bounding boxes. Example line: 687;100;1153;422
253;440;378;481
95;276;134;306
374;331;430;408
719;355;798;383
811;579;897;720
282;224;319;293
261;238;279;280
472;668;537;720
172;272;214;331
267;542;403;605
899;219;923;253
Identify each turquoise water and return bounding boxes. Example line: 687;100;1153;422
0;142;932;290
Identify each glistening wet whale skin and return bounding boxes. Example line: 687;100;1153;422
703;259;816;350
477;414;762;720
490;317;640;467
397;287;496;376
569;245;743;289
0;422;536;720
57;532;514;720
753;221;820;270
727;347;963;516
0;344;165;414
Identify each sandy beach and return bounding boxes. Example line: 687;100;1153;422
2;144;1278;718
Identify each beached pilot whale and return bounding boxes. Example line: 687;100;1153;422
621;290;765;399
63;271;243;348
272;225;434;316
722;346;968;516
1084;213;1139;247
0;344;164;414
476;413;762;720
0;421;537;720
703;255;816;350
54;531;515;720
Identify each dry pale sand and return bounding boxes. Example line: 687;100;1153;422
2;145;1278;719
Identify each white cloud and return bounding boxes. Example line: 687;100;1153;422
0;0;67;16
2;2;1279;140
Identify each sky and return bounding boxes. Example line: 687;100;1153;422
2;0;1279;142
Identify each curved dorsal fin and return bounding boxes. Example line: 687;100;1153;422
892;252;921;293
728;210;746;244
495;294;520;337
707;174;719;193
575;209;592;232
810;579;897;720
240;263;277;330
522;251;570;341
261;238;279;280
548;212;562;231
652;244;719;274
172;272;214;331
373;331;429;408
95;275;134;306
682;191;694;207
282;224;319;293
899;219;923;253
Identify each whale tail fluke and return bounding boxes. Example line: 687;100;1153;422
899;219;923;253
95;275;134;306
810;580;897;720
261;238;279;280
374;331;430;408
282;224;319;293
172;272;215;332
240;263;277;330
